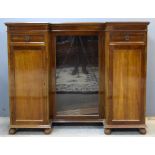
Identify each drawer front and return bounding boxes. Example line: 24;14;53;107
11;34;45;42
110;32;145;42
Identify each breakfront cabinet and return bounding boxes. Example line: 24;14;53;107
6;22;149;135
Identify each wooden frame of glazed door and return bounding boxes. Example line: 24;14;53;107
49;30;105;123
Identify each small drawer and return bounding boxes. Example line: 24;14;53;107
110;32;145;42
11;34;44;42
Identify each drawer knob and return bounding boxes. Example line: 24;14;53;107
125;35;130;41
25;35;30;42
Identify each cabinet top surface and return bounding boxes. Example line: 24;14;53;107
5;22;150;26
5;22;149;32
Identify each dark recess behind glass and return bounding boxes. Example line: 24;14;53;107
56;36;99;116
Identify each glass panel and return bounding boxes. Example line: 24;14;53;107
56;36;99;116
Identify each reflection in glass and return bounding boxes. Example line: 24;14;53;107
56;36;99;116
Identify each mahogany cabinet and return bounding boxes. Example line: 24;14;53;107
5;22;149;135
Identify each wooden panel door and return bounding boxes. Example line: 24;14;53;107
107;45;146;125
9;46;49;125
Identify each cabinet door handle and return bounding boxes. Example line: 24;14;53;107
25;35;30;42
124;35;130;41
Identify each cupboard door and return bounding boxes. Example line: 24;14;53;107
10;46;48;125
107;45;146;125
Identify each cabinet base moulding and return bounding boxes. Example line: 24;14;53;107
9;124;52;135
104;123;146;135
53;118;103;123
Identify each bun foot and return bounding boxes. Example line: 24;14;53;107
139;128;146;135
44;128;52;134
9;128;16;135
104;128;111;135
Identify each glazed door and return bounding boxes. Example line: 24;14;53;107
52;34;105;121
107;45;146;125
10;46;49;125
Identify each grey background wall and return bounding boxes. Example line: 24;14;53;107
0;18;155;117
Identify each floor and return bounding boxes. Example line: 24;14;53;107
56;66;98;92
0;117;155;137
